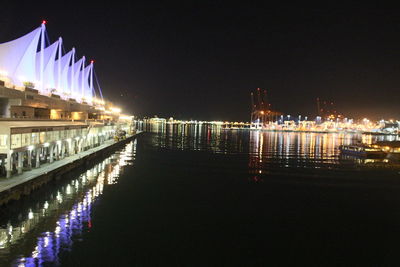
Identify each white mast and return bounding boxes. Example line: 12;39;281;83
81;56;85;101
40;21;46;92
71;47;75;97
90;60;94;99
57;37;62;92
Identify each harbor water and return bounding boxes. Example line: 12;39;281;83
2;124;400;266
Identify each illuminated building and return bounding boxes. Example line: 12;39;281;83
0;23;135;178
0;22;125;120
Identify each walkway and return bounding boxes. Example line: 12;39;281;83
0;136;133;194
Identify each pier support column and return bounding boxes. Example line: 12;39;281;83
6;151;13;178
17;152;23;174
0;155;5;177
70;141;75;155
49;145;54;163
55;144;60;160
27;150;32;169
73;140;77;154
61;142;65;159
35;148;40;168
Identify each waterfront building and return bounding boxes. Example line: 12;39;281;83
0;22;124;120
0;119;133;178
0;23;134;179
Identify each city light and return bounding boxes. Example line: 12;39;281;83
110;107;121;113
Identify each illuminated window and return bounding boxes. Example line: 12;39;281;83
60;130;66;139
31;133;39;144
11;134;22;149
21;133;31;147
0;135;7;148
53;131;60;140
46;131;53;142
39;132;46;143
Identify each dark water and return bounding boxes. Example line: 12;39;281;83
2;125;400;266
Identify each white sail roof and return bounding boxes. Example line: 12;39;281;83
69;57;83;99
0;24;102;106
55;49;73;95
36;40;59;92
0;27;42;87
83;64;92;102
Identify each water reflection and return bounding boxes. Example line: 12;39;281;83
150;123;242;153
0;140;136;266
147;123;400;172
248;131;396;170
249;131;344;165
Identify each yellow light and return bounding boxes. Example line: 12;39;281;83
119;115;132;120
110;107;121;113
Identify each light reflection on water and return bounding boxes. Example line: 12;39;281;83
1;125;399;265
0;140;136;266
148;123;400;170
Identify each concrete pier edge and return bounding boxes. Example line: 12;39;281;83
0;133;141;207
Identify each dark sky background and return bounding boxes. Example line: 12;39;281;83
1;3;400;121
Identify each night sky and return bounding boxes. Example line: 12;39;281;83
1;3;400;121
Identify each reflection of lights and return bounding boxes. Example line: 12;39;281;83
66;185;72;194
44;236;49;247
2;140;137;266
32;246;39;258
56;191;63;203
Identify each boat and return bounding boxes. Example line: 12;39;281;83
339;144;386;158
372;141;400;160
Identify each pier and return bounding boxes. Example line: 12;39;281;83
0;129;140;206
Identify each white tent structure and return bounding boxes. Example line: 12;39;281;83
0;22;98;105
55;48;73;95
70;57;84;99
0;27;41;88
36;40;59;94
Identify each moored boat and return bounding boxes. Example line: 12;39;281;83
372;141;400;160
339;144;386;158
